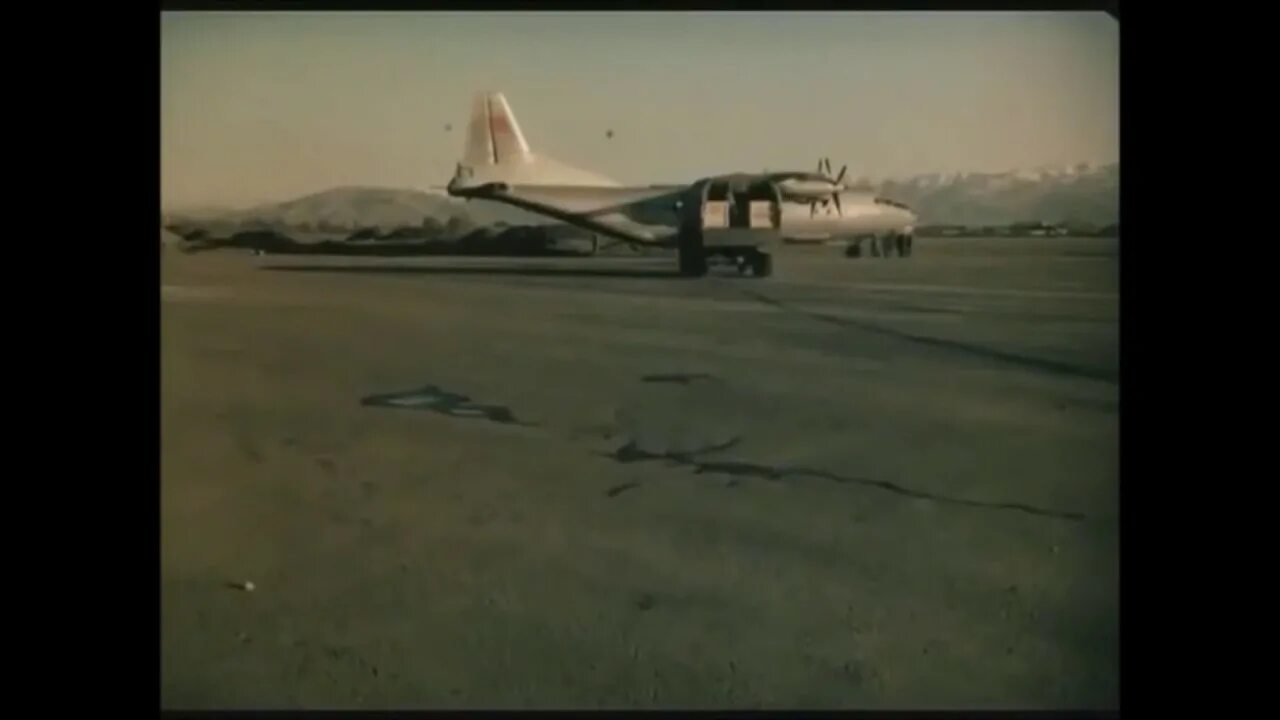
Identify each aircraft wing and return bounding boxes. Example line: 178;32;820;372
456;181;680;248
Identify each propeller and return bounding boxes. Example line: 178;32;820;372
809;157;848;217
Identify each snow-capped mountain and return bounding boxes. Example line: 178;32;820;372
851;162;1118;226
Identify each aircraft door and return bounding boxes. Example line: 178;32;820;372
745;180;781;230
702;181;730;230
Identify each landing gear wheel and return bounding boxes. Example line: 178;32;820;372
749;252;773;278
846;240;863;258
903;234;914;257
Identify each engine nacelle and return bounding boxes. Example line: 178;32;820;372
774;178;841;203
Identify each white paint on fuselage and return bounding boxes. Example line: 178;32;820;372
453;161;914;245
778;191;916;239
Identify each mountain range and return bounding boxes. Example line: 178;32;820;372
165;162;1117;231
855;162;1118;227
165;186;551;231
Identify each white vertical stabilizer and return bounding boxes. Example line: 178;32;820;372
456;91;618;188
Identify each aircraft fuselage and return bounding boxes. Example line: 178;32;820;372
444;91;919;277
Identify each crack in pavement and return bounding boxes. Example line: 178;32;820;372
604;439;1085;522
641;373;716;385
361;384;533;426
361;379;1086;521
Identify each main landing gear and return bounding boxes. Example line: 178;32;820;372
731;250;773;278
678;231;773;279
679;249;774;278
680;226;768;278
678;245;773;279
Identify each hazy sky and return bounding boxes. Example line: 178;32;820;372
161;11;1118;210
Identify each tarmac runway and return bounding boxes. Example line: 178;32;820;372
160;237;1119;709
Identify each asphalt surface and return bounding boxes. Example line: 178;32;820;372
161;237;1119;709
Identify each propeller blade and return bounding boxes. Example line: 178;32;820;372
809;200;817;217
823;157;832;176
835;165;847;185
833;192;842;216
816;158;823;174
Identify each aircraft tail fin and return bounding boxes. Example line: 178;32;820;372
463;91;532;167
451;91;619;189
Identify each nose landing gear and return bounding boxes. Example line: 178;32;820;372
844;233;913;259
